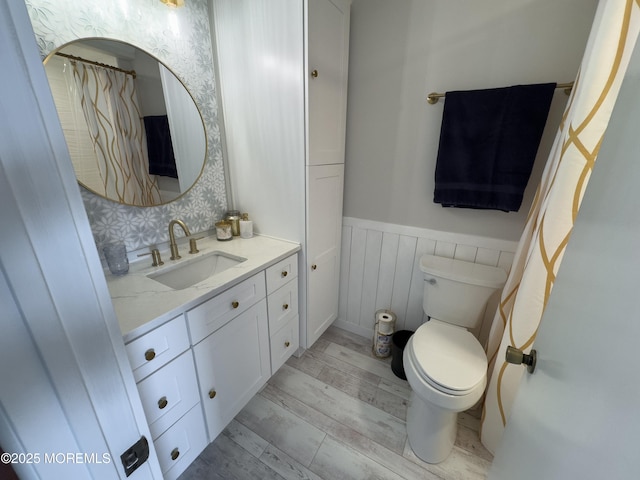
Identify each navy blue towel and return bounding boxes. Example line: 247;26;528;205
433;83;556;211
144;115;178;179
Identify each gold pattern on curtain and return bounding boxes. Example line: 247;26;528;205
71;61;161;206
480;0;640;454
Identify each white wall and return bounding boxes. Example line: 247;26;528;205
343;0;599;242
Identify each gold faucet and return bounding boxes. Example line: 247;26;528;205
168;219;191;260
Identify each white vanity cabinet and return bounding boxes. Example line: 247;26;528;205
120;249;300;478
186;254;300;442
212;0;350;350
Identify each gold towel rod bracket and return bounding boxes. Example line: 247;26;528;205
426;82;574;105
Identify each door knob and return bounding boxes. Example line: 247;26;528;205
505;346;537;374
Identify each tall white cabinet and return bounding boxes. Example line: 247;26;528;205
211;0;350;349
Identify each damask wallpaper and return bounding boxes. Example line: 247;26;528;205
25;0;228;254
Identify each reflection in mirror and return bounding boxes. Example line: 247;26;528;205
44;38;206;207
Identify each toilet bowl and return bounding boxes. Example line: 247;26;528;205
403;320;487;463
403;255;506;464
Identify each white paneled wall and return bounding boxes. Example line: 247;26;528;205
336;217;517;346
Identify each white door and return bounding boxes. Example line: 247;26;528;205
307;164;344;346
0;3;161;479
489;37;640;479
307;0;350;166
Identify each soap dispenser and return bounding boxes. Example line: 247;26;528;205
239;213;253;238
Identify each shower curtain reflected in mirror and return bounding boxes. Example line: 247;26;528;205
68;60;161;205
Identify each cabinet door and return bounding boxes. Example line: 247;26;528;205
193;300;270;442
307;164;344;346
307;0;350;166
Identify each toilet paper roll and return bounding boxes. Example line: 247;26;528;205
375;309;397;335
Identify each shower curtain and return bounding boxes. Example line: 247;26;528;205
481;0;640;454
72;61;161;206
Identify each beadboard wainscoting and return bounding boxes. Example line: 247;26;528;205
336;217;518;347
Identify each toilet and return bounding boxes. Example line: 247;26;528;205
403;254;506;464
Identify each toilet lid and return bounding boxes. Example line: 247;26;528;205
411;320;487;395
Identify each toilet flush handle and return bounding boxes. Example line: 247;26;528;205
505;346;537;374
426;278;436;285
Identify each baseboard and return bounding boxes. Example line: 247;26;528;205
332;319;374;340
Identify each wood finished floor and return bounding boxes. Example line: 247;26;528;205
179;326;492;480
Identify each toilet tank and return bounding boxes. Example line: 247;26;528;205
420;255;507;329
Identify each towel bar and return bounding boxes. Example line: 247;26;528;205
426;82;574;105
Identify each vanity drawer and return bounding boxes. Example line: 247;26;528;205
265;254;298;294
186;271;266;345
270;315;299;373
125;315;189;382
136;350;200;440
154;404;208;480
267;279;298;333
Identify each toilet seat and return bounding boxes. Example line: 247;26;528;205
410;320;487;396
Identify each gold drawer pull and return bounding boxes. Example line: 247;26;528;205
311;264;317;271
209;389;217;399
170;448;180;461
311;69;318;78
231;300;239;309
144;349;156;361
285;341;290;348
281;270;288;277
283;303;289;310
158;396;168;409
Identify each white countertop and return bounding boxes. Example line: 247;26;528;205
106;234;300;342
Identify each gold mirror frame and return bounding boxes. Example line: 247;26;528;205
43;38;207;207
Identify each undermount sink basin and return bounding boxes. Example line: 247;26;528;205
147;251;247;290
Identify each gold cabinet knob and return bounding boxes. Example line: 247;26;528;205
283;303;289;310
170;448;180;461
208;389;217;399
311;264;317;271
144;349;156;361
231;300;239;309
311;69;318;78
281;270;288;277
158;396;168;409
285;341;290;348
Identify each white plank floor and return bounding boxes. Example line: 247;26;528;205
179;326;493;480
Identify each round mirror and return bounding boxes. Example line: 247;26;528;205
44;38;207;207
